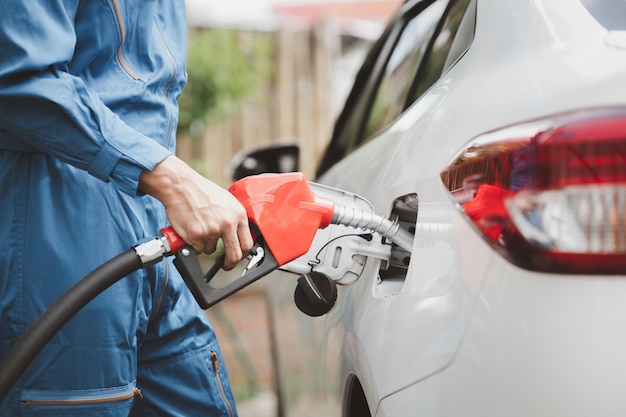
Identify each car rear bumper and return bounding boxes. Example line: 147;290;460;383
377;268;626;417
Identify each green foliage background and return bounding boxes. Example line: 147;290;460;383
178;28;274;140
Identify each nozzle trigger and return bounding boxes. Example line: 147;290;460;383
241;245;264;277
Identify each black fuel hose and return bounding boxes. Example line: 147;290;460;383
0;248;143;404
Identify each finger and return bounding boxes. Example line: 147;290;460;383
238;223;254;254
203;237;218;256
221;232;243;271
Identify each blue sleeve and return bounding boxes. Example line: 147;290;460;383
0;0;172;196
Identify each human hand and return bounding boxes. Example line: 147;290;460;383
139;155;254;270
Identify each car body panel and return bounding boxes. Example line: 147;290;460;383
377;270;626;417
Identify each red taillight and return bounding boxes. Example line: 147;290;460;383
441;107;626;274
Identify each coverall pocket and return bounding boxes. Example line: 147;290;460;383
19;383;141;417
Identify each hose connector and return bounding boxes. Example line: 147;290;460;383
134;237;169;266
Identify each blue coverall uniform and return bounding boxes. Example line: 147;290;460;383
0;1;238;415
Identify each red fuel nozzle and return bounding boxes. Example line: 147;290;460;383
160;173;337;310
228;172;335;266
160;172;334;266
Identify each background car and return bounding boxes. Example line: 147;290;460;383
233;0;626;415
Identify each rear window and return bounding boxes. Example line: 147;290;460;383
580;0;626;30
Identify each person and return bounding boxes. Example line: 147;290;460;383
0;1;253;416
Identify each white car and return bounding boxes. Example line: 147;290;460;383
234;0;626;415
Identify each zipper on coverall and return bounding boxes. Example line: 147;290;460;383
211;351;236;417
111;0;140;80
25;388;142;406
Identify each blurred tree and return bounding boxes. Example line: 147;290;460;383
178;28;274;141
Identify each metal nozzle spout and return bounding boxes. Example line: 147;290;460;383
331;205;414;252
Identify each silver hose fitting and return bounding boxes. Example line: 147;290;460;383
331;205;414;252
134;237;168;266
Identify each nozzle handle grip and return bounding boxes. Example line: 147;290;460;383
173;244;279;310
